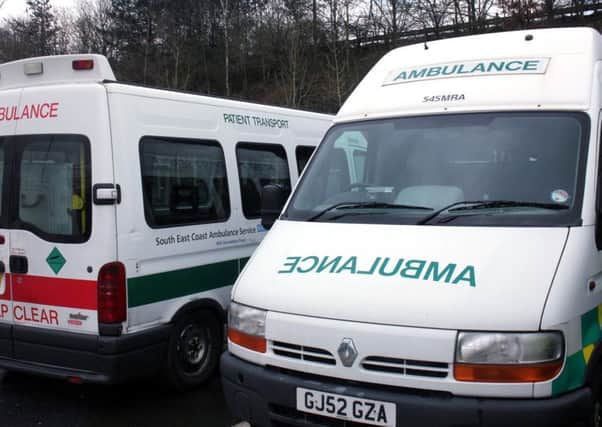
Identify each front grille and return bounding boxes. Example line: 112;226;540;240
268;366;453;399
270;404;370;427
361;356;449;378
272;341;337;366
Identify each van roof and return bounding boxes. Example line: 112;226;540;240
0;54;334;120
0;54;115;90
336;27;602;123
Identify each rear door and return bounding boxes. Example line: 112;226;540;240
0;87;21;357
7;84;116;347
8;134;96;333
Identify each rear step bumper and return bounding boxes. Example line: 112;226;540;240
0;323;170;384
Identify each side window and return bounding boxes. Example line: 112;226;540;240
140;137;230;228
17;135;91;242
317;131;368;198
296;145;315;175
236;143;291;219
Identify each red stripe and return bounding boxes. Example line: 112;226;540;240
9;274;97;310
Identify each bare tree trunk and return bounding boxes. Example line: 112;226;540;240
221;0;230;96
391;0;398;45
174;47;179;88
202;44;211;94
312;0;318;45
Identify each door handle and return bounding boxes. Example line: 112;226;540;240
9;256;28;274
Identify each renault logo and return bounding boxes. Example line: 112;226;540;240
337;338;358;367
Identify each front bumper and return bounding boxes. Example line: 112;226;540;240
221;352;592;427
0;323;170;384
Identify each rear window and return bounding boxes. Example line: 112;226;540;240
296;145;315;175
140;137;231;228
15;135;91;242
236;142;291;219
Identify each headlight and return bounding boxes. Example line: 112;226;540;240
456;332;563;364
228;302;267;353
454;331;564;383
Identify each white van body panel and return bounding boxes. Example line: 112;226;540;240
336;28;600;123
235;221;568;331
541;226;600;329
107;84;332;333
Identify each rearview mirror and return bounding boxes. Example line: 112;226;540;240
260;184;289;230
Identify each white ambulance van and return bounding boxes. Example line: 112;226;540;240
0;54;332;389
222;27;602;425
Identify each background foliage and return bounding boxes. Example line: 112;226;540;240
1;0;601;113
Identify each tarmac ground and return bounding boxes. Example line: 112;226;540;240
0;369;229;427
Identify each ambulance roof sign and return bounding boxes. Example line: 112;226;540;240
383;58;550;86
46;247;66;274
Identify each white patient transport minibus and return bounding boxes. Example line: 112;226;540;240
222;27;602;425
0;54;331;388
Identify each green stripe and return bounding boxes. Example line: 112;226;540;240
582;307;601;347
128;258;247;307
552;351;586;395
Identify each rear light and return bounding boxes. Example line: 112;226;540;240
454;361;562;382
228;328;267;353
97;262;126;323
67;376;83;384
0;235;6;245
72;59;94;70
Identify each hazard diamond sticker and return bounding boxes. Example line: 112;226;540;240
46;247;66;274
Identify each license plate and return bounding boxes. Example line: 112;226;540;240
296;387;396;426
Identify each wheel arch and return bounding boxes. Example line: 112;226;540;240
169;298;227;326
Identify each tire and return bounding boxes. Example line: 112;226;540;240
163;310;222;391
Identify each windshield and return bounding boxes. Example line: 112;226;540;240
284;112;589;226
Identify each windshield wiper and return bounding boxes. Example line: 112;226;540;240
307;202;433;222
417;200;569;225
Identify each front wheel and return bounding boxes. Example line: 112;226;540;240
163;310;222;391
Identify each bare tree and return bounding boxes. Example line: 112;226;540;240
75;0;115;56
413;0;453;36
371;0;413;45
278;25;313;107
220;0;231;96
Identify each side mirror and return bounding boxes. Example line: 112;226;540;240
260;184;289;230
